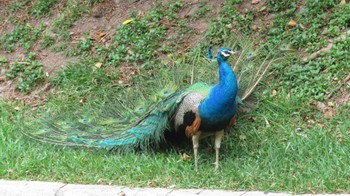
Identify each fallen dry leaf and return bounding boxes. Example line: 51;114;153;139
323;109;336;117
147;181;156;187
316;102;326;110
239;134;247;141
327;101;335;107
95;62;103;68
248;116;256;122
286;93;291;100
287;20;297;27
318;123;325;128
251;24;258;31
96;32;107;39
118;191;126;196
272;89;277;96
252;0;261;4
79;98;85;104
182;152;191;161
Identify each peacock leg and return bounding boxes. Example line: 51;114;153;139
192;131;201;172
214;130;224;170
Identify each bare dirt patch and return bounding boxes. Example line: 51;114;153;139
0;0;154;99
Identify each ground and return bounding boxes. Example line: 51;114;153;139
1;0;350;192
0;0;154;99
1;0;348;112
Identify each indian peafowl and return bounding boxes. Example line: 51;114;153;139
174;47;237;171
23;40;283;171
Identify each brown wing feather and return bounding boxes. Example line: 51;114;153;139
185;115;201;137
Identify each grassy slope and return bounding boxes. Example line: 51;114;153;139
1;0;350;193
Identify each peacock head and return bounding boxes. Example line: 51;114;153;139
217;48;235;61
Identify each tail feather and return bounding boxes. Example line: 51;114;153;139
23;88;188;150
227;35;286;101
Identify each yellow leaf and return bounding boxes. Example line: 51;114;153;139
122;19;133;25
340;0;346;4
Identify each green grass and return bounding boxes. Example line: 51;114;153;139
4;52;44;92
2;90;350;192
1;0;350;194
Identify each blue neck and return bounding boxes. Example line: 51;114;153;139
198;56;238;124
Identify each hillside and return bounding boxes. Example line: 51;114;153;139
1;0;350;193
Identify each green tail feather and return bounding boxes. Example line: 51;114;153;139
24;88;189;150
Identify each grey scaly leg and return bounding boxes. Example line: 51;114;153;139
192;131;201;172
214;130;224;170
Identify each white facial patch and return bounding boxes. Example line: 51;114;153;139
220;50;232;57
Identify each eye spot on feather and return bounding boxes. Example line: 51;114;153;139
78;118;91;124
135;106;145;112
156;84;177;99
95;127;105;132
134;105;147;115
246;52;255;60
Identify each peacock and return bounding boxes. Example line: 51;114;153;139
22;37;283;171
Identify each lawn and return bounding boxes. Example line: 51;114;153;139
1;0;350;193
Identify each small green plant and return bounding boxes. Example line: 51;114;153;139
78;36;93;55
40;35;55;49
29;0;59;18
322;26;340;37
84;0;100;6
6;0;29;14
192;3;210;20
5;52;45;92
272;37;350;101
266;0;299;12
51;0;88;38
107;7;168;65
0;23;46;52
206;3;254;44
0;57;7;64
